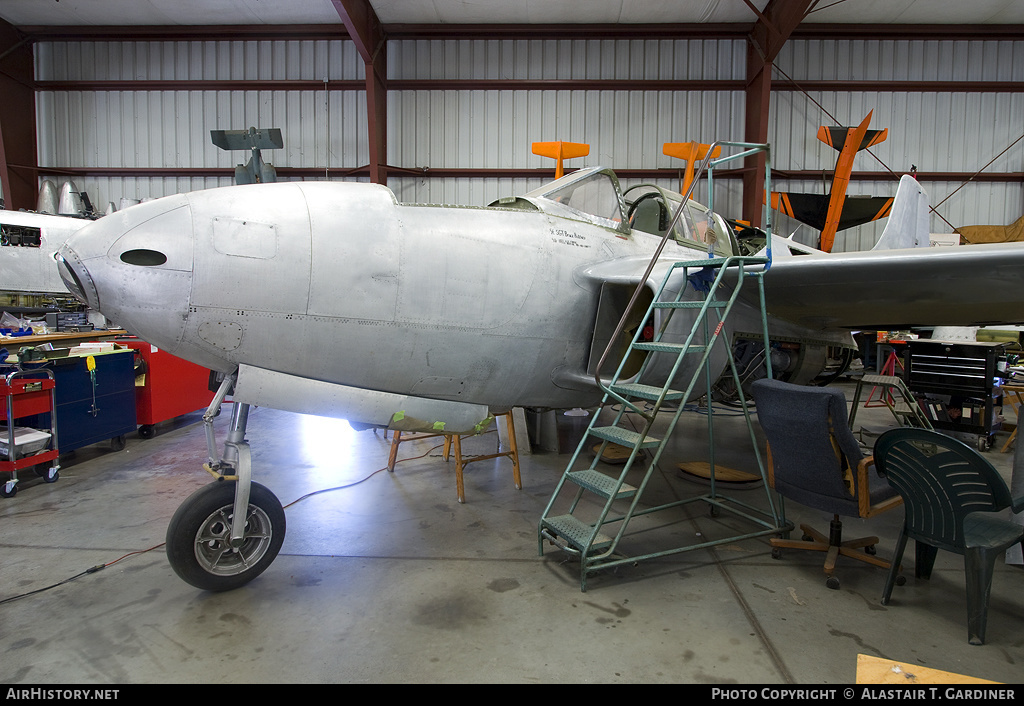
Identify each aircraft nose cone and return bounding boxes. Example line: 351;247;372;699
55;243;99;309
58;195;194;347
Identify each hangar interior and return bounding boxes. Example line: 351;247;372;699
1;0;1023;685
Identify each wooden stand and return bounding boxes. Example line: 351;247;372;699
387;411;521;503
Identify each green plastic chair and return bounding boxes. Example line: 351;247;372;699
874;427;1024;644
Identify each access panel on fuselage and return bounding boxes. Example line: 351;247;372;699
188;183;312;315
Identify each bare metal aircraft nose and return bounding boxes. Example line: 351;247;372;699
58;195;194;350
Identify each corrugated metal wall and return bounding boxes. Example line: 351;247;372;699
32;35;1023;252
35;39;369;208
772;39;1024;251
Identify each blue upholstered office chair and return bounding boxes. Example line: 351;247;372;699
752;378;903;589
874;427;1024;644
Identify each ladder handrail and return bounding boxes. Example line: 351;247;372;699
592;142;772;392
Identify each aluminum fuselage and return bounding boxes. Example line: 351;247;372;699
60;177;742;414
54;169;901;427
1;209;90;294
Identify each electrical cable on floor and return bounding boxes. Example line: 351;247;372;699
0;544;165;606
1;436;462;605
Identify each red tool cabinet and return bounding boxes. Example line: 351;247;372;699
117;339;216;438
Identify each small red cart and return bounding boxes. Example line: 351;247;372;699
1;368;60;498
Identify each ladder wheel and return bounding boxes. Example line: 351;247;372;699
771;547;782;560
865;544;877;555
826;576;840;590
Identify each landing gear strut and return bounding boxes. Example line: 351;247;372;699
165;372;286;591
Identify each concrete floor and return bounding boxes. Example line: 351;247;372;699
1;379;1022;684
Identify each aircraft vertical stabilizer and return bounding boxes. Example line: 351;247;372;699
871;175;930;251
663;141;722;197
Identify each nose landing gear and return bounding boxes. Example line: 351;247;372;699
165;372;286;591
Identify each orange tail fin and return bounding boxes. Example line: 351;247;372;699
663;141;721;197
532;141;591;179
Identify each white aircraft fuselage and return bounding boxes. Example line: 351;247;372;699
1;209;90;295
55;167;1024;434
56;169;810;430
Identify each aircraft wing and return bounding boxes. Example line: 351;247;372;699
770;191;893;232
741;243;1024;330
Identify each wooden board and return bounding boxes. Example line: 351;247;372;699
593;443;638;464
678;461;761;485
856;654;999;684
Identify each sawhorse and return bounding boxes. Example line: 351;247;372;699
387;411;522;503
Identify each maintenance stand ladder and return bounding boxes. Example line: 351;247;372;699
538;254;788;591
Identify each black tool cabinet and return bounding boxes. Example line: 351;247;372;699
904;339;1008;451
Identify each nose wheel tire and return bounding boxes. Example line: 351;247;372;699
166;481;285;591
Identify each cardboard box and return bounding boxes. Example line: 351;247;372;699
0;427;52;458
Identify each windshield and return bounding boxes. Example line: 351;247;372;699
526;167;628;233
544;171;623;223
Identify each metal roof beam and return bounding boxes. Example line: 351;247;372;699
743;0;817;227
11;23;1022;43
332;0;387;185
0;18;37;210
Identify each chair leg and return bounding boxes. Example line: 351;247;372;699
882;527;908;605
964;546;1000;645
915;541;939;579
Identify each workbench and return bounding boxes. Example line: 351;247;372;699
0;329;129;350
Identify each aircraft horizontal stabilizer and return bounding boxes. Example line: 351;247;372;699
817;125;888;152
770;191;893;232
532;140;591;179
531;141;590;162
663;141;722;196
210;127;284;152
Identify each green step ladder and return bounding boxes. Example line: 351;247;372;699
538;142;788;591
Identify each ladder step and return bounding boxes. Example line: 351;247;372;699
672;257;730;268
653;300;727;309
567;470;637;500
589;425;661;449
671;256;769;269
541;514;613;553
610;382;685;402
633;342;705;354
860;374;905;386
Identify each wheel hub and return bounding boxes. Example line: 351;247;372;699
194;505;273;576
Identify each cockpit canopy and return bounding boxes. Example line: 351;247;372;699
491;166;770;257
523;167;629;234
